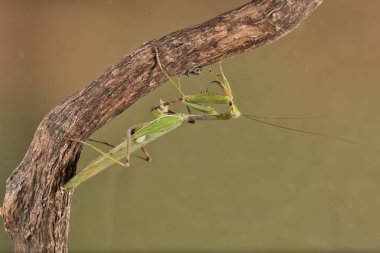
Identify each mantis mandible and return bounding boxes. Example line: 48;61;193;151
62;51;353;191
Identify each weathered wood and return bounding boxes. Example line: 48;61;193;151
1;1;323;252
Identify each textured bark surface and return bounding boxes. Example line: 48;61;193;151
1;0;323;252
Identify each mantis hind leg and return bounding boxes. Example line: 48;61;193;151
140;147;152;162
134;147;152;163
126;127;153;167
87;138;115;148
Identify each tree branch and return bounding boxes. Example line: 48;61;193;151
1;1;323;252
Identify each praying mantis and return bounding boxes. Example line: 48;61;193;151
61;51;353;191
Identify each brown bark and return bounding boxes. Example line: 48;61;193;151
1;1;323;252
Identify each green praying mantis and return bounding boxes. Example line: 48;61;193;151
62;51;354;191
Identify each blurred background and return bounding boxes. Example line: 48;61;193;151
1;0;380;252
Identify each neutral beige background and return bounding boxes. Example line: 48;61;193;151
1;1;379;252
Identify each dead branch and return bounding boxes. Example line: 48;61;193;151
1;1;323;252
